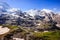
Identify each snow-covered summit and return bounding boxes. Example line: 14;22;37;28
8;8;20;12
26;9;40;17
41;9;52;13
25;9;54;17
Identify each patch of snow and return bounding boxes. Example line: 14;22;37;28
44;31;49;32
13;38;24;40
34;31;38;32
37;23;41;26
0;26;10;35
11;13;19;17
56;24;60;27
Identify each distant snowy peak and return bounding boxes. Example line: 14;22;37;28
8;8;20;12
41;9;53;13
26;9;40;17
25;9;54;17
40;9;54;16
7;8;23;17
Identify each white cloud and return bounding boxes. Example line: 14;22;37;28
0;6;3;9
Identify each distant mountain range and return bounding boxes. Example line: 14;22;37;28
0;2;60;29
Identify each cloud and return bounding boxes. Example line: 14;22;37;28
0;6;3;9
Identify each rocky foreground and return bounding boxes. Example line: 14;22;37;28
0;25;60;40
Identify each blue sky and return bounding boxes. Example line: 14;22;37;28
0;0;60;12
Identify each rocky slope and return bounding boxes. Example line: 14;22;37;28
0;2;60;29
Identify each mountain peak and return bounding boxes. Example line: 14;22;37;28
26;9;40;17
8;8;20;12
41;9;52;13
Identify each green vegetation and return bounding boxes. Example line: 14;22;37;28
38;22;55;30
2;25;18;29
0;24;60;40
32;30;60;40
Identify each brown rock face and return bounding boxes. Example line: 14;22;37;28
53;14;60;24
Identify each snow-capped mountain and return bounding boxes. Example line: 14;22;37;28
25;9;54;21
26;9;53;17
0;2;54;20
0;2;60;28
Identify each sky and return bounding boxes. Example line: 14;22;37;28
0;0;60;12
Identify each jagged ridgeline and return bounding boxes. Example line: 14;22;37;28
0;2;60;40
0;2;60;29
